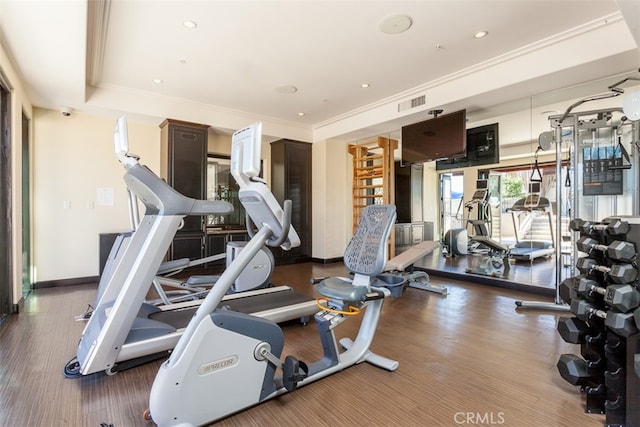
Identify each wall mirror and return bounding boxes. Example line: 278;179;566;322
206;154;245;229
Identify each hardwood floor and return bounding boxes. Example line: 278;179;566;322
0;262;602;427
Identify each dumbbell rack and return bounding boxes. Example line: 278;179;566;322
557;216;640;426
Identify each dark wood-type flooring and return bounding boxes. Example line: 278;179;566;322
0;262;601;426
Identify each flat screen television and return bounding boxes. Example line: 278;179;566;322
436;123;499;170
401;109;467;164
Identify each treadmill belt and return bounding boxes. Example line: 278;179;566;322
220;289;312;314
509;246;554;261
149;289;313;329
150;306;197;329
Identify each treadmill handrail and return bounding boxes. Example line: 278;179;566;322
124;163;233;216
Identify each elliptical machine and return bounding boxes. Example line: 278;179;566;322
147;123;402;426
464;178;492;248
464;179;511;277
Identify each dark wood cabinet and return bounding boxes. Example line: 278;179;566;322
172;233;205;261
206;234;227;260
394;161;423;223
395;161;412;223
394;161;430;250
270;139;312;264
160;119;209;260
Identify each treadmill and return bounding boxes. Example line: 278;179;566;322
65;117;318;377
507;182;555;262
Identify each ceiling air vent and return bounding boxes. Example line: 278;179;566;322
398;95;426;112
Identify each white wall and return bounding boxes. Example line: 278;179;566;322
32;109;160;281
311;139;351;260
30;116;286;282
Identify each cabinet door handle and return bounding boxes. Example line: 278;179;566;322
180;132;197;140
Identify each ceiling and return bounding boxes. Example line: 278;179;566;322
0;0;639;143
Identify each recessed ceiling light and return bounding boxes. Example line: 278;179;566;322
298;112;305;116
361;83;370;88
474;30;489;38
152;79;163;84
275;85;298;94
379;14;413;34
183;20;197;29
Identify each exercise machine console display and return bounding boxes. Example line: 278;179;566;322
471;178;489;202
524;181;541;208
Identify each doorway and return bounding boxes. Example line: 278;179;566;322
439;172;464;240
0;81;12;325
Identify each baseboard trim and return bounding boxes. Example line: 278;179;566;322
310;257;343;264
0;314;9;330
13;296;24;314
34;276;99;289
421;267;555;298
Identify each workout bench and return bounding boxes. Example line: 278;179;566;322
385;241;448;296
465;236;511;278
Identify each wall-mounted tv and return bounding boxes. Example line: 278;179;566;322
401;109;467;164
436;123;499;170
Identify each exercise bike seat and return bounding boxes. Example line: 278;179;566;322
316;277;370;303
317;205;396;302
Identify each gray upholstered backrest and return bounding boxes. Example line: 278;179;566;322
343;205;396;277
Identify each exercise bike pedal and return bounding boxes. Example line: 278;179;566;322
283;355;308;392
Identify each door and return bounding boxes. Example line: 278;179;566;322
22;112;31;297
0;82;12;325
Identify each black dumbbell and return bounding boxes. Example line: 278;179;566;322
633;305;640;330
569;218;630;236
605;285;640;313
557;354;594;386
557;316;592;344
576;277;640;312
559;277;578;305
575;257;638;284
576;237;636;263
571;299;638;337
568;218;585;232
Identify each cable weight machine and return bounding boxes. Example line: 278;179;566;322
516;73;640;311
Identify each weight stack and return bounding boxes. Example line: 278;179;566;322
558;216;640;426
604;217;640;426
